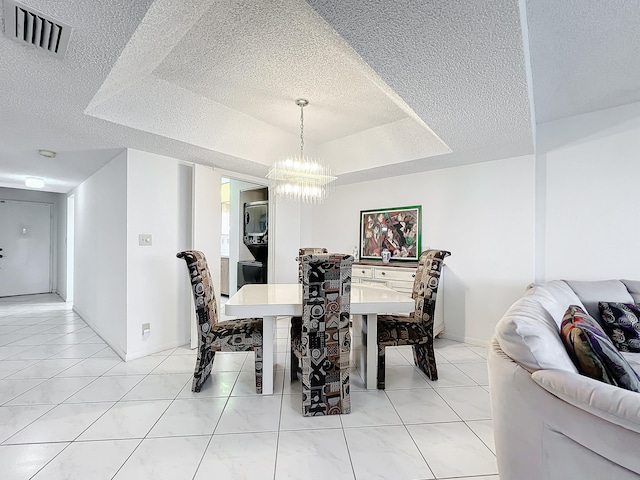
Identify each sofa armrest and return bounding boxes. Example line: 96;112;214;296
532;369;640;434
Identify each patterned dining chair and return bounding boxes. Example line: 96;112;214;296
177;250;264;393
290;253;353;415
376;249;451;389
290;247;329;381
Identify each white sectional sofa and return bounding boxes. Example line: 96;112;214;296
488;279;640;480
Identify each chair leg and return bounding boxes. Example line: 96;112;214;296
413;342;438;381
291;350;299;381
191;349;216;392
254;346;263;394
377;344;386;389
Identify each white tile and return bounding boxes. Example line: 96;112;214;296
275;429;354;480
231;370;283;396
48;343;108;359
91;347;121;359
340;391;402;428
211;352;248;371
279;394;342;431
437;345;486;363
215;395;282;434
466;345;490;359
0;345;33;360
0;443;67;480
47;332;97;345
382;365;432;390
103;356;165;376
7;358;82;379
56;357;122;377
148;397;226;437
386;388;460;424
436;386;492;421
7;376;96;405
31;439;140;480
0;359;39;379
408;422;498;478
426;363;477;388
455;362;490;385
171;344;197;356
10;333;66;346
0;405;55;443
195;432;277;480
176;371;239;398
467;419;496;454
120;374;191;401
6;402;114;444
113;436;210;480
64;375;145;403
6;344;73;361
345;426;434;480
151;355;196;374
382;348;413;366
78;400;171;440
0;378;45;404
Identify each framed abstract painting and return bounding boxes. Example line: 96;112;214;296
359;205;421;261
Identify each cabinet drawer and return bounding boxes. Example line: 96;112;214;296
373;267;417;282
353;266;373;278
386;280;413;294
360;278;388;288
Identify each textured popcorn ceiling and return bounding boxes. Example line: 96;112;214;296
0;0;637;193
86;0;451;174
526;0;640;123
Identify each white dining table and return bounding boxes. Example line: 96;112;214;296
225;283;414;394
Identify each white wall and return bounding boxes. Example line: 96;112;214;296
0;187;62;296
125;150;194;359
192;164;220;347
539;102;640;280
310;155;536;345
73;151;128;355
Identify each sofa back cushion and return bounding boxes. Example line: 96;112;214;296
560;305;640;392
565;280;633;324
598;302;640;353
495;281;581;373
621;280;640;303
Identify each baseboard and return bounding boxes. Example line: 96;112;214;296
124;340;188;362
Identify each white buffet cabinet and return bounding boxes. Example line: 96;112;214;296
352;262;445;337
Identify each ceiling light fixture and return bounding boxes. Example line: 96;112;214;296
38;149;56;158
25;177;45;189
266;98;336;204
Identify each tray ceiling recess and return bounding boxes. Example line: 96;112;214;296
3;0;72;58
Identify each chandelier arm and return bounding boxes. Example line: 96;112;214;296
300;102;304;159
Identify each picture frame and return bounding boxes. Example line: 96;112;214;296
359;205;422;262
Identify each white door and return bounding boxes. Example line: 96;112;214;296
0;200;52;297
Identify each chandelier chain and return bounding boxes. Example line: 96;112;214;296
299;102;304;160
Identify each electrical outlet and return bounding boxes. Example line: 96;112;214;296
138;234;152;246
142;323;150;339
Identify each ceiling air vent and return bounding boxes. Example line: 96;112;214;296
3;0;71;58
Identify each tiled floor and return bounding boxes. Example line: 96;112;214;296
0;293;499;480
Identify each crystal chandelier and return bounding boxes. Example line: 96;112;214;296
267;98;336;204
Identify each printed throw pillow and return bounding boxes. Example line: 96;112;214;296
560;305;640;392
598;302;640;353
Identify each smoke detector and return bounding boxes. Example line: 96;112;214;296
3;0;72;58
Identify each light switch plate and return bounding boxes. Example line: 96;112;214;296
138;234;152;246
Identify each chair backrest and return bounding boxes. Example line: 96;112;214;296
176;250;219;332
414;249;451;325
299;253;353;415
297;247;328;283
411;252;429;299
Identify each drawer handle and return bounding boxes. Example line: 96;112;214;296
412;274;415;278
361;270;366;274
381;272;385;276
